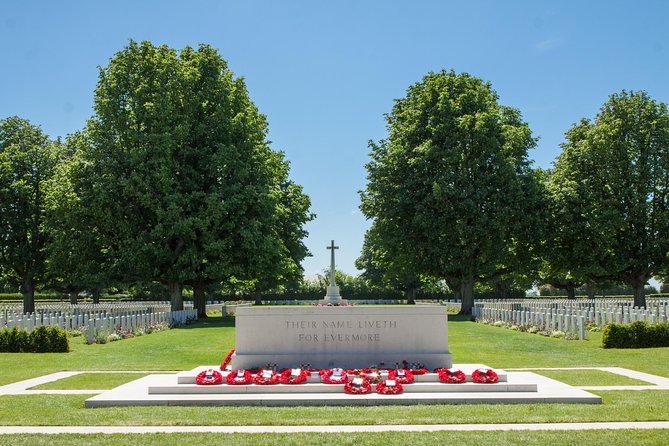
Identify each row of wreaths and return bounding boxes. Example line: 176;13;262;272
195;367;499;394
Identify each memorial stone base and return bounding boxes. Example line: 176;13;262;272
230;305;452;370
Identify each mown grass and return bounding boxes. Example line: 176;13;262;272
0;316;235;386
2;430;669;446
29;373;151;390
529;369;650;386
0;391;668;426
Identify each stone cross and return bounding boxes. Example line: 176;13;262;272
326;240;339;287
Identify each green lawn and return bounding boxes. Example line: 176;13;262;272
1;314;668;443
0;317;235;386
29;373;151;390
529;369;650;386
4;430;669;446
0;391;668;425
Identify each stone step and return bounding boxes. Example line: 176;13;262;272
177;365;507;384
85;372;602;407
149;381;532;395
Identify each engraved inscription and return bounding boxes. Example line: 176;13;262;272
288;319;397;344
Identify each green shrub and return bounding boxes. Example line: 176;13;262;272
0;326;69;352
45;326;69;352
0;329;8;351
6;327;30;352
602;321;669;348
94;328;108;344
29;326;50;352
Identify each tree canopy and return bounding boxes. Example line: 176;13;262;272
547;91;669;307
360;70;542;314
48;41;312;312
0;117;59;313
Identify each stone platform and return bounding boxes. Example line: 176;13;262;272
84;364;602;407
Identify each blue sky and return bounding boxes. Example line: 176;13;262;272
1;1;668;277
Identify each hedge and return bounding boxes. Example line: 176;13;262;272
0;326;69;353
602;321;669;348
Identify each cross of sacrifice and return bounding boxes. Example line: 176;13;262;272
327;240;339;287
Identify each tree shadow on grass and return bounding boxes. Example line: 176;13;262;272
448;314;475;322
175;316;235;329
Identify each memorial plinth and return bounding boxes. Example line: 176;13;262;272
230;305;452;370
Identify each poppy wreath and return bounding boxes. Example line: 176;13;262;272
344;377;372;394
279;368;309;384
437;368;466;384
388;369;415;384
360;368;391;384
376;379;403;395
253;370;280;385
195;369;223;385
359;371;383;384
219;349;235;371
472;368;499;384
320;368;349;384
411;368;429;375
225;369;253;385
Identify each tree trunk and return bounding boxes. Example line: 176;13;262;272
92;288;101;304
631;275;647;309
253;292;263;306
566;283;576;300
22;276;35;314
448;279;462;302
69;291;78;305
169;280;183;311
193;284;207;318
405;287;416;305
586;282;595;299
458;278;474;315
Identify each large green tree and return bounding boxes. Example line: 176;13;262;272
548;91;669;307
0;117;59;313
360;70;541;314
63;41;311;312
43;131;113;304
355;224;423;304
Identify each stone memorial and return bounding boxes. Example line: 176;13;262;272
231;304;452;369
319;240;348;305
230;240;452;370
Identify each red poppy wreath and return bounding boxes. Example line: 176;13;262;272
279;368;309;384
471;368;499;384
376;379;403;394
344;377;372;394
320;368;349;384
253;369;280;385
437;368;466;384
219;349;235;371
195;369;223;385
225;369;253;385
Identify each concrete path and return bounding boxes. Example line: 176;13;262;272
0;421;668;434
507;366;669;390
0;371;178;395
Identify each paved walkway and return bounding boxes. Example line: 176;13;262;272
0;421;668;434
506;367;669;390
0;371;179;395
